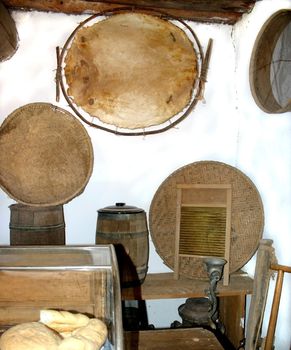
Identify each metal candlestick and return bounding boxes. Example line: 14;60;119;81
204;257;227;331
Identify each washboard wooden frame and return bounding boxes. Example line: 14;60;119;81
174;184;232;285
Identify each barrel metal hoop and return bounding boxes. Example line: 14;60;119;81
96;231;147;239
9;223;65;232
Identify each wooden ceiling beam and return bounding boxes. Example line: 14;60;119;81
2;0;258;24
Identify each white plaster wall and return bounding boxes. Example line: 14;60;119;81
233;2;291;349
0;0;290;348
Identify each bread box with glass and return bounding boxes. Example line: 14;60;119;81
0;245;123;350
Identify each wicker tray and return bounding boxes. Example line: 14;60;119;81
149;161;264;279
0;103;93;206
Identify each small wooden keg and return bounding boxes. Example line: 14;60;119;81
96;203;149;287
9;204;65;245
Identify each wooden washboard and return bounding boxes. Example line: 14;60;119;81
174;184;232;285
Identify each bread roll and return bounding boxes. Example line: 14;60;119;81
40;310;90;333
58;335;95;350
0;311;108;350
58;318;108;349
0;322;61;350
72;318;108;349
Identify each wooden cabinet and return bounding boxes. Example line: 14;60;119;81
122;271;253;349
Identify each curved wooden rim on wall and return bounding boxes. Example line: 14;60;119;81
0;1;19;62
149;161;265;280
249;9;291;114
0;103;94;206
57;7;210;136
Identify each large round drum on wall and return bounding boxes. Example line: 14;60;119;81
249;9;291;114
58;9;203;135
0;103;93;206
149;161;264;279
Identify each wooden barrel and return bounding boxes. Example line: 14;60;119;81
96;203;149;287
0;1;18;61
9;204;65;245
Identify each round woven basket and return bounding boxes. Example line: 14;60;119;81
0;103;94;206
149;161;264;279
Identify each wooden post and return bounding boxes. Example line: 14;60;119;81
245;239;276;350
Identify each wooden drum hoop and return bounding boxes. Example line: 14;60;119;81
249;10;291;114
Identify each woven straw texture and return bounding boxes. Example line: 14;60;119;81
149;161;264;279
0;103;93;206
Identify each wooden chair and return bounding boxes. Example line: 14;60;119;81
245;239;291;350
264;263;291;350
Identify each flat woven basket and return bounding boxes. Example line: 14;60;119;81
0;103;93;206
149;161;264;279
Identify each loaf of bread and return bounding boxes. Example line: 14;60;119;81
58;335;95;350
40;310;90;333
0;310;108;350
73;318;108;348
0;322;62;350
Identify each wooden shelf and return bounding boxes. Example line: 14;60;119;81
124;328;224;350
121;271;253;348
121;271;253;300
